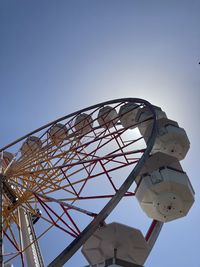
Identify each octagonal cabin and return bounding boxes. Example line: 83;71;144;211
136;106;167;136
82;222;149;266
21;136;42;157
1;151;14;172
119;102;139;129
97;106;118;129
135;152;194;222
74;113;93;135
49;123;68;146
143;118;190;160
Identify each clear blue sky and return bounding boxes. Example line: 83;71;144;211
1;1;200;266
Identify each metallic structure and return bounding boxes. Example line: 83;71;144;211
0;98;194;267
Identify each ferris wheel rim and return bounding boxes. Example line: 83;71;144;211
1;97;153;152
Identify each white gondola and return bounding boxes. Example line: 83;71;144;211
144;118;190;160
21;136;42;156
135;152;194;222
49;123;68;145
97;106;118;129
82;222;149;266
136;106;167;136
119;102;139;129
1;151;14;171
74;113;93;135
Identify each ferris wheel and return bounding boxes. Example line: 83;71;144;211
0;98;194;267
